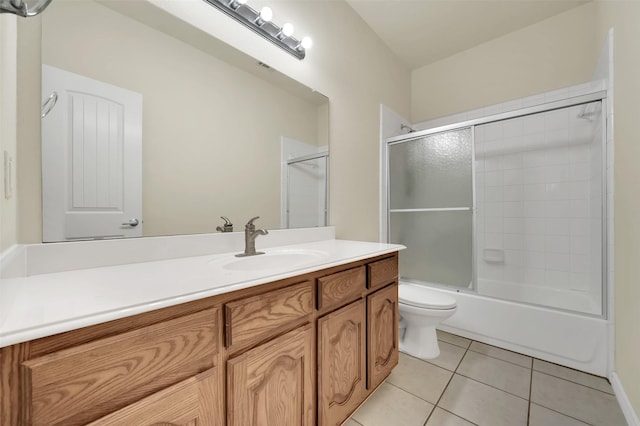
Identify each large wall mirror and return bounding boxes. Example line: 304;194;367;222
40;0;329;242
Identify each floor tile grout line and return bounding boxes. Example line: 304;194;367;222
436;334;472;350
466;345;533;370
384;380;443;408
424;343;473;426
463;347;534;373
434;407;481;426
453;371;531;402
529;402;596;426
533;358;614;383
533;370;620;397
531;368;615;395
527;357;533;425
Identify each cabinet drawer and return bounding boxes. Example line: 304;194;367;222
317;266;366;311
368;256;398;290
87;368;221;426
21;308;219;426
225;281;313;351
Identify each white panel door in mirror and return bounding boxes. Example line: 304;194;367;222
42;65;143;242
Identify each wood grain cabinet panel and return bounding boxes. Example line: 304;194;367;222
87;368;222;426
317;266;366;311
225;281;313;351
227;324;314;426
317;299;367;426
367;284;399;390
21;308;219;426
367;256;398;290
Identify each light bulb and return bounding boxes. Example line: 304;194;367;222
300;36;313;49
282;23;294;37
259;6;273;22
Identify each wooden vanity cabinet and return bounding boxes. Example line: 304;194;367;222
316;255;399;426
0;252;399;426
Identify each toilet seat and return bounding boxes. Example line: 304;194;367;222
399;284;457;310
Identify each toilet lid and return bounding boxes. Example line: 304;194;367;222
399;284;457;310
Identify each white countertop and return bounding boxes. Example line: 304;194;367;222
0;239;403;348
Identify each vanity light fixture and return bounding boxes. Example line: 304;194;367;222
203;0;312;60
0;0;52;17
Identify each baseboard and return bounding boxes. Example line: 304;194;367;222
611;372;640;426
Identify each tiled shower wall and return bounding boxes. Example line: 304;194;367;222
474;101;603;311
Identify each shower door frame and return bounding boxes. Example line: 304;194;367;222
384;90;608;319
284;151;329;228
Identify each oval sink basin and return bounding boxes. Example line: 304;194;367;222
214;249;330;271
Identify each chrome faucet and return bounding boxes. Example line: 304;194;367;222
236;216;268;257
216;216;234;233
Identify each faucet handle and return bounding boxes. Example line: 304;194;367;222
216;216;233;232
246;216;260;229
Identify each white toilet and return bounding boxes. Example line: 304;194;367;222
399;283;457;359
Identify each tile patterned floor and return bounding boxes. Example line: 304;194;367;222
346;330;627;426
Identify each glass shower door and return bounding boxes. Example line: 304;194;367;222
388;128;474;289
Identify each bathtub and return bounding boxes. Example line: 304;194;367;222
476;279;602;316
407;281;610;377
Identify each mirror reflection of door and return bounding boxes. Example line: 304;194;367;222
42;65;143;242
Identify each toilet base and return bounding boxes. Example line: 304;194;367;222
400;325;440;359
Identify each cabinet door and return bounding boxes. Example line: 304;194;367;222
367;284;399;390
227;324;314;426
317;299;367;426
87;368;222;426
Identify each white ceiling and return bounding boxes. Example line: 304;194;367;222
346;0;588;70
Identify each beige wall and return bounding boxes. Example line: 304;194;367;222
0;15;18;252
411;3;599;122
594;1;640;416
16;17;41;245
37;0;321;236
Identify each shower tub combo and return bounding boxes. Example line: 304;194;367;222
383;91;609;376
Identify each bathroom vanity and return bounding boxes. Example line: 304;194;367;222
0;239;401;425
